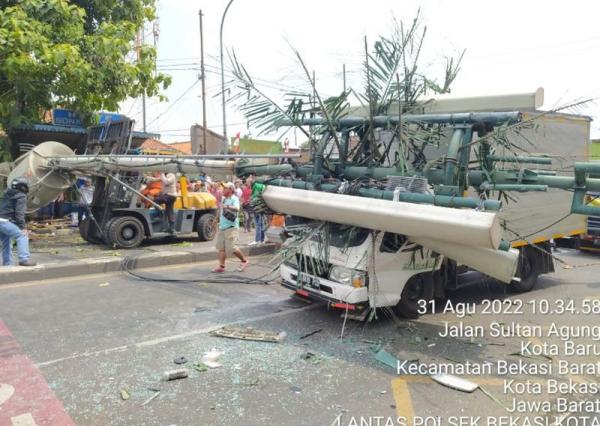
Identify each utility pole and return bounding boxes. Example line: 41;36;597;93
220;0;235;152
140;25;147;132
343;64;346;92
199;10;207;154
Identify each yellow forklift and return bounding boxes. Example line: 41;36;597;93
78;119;218;248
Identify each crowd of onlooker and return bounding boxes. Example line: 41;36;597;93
138;172;266;244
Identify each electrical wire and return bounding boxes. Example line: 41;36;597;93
122;255;275;285
146;79;200;127
125;268;273;285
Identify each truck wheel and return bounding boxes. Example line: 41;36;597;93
79;216;103;244
197;213;216;241
509;247;541;293
393;272;434;319
106;216;145;249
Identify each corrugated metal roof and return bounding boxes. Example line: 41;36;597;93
13;123;160;139
14;123;87;134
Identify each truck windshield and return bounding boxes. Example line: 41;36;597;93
311;223;370;248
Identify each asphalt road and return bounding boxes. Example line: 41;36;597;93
1;249;600;426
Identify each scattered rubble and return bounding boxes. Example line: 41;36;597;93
173;356;188;365
119;389;130;400
210;326;286;343
162;369;189;381
141;391;160;407
299;329;322;340
430;374;478;393
201;349;223;369
373;349;401;370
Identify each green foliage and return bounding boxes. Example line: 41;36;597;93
0;0;170;133
0;135;11;162
227;12;464;172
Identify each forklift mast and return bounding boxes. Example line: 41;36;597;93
81;119;143;243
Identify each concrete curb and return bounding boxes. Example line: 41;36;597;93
0;243;277;285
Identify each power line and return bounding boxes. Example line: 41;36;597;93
146;79;200;127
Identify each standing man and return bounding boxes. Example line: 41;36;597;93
249;175;265;245
0;177;36;266
153;172;177;232
77;177;94;223
212;182;248;273
241;179;252;233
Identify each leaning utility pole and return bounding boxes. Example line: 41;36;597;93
199;10;207;154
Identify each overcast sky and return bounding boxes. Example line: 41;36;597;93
119;0;600;144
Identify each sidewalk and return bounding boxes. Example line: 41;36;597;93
0;225;277;285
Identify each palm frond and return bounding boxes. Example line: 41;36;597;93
227;50;311;138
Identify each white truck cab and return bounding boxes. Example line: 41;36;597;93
280;224;442;318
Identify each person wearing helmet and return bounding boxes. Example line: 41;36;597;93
0;177;36;266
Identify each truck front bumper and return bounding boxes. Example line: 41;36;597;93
280;264;369;305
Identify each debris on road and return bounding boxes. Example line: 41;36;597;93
119;389;130;400
141;391;160;407
299;329;322;339
300;351;324;365
373;349;411;371
173;356;188;365
99;282;110;287
509;350;553;361
171;241;193;247
192;362;209;373
210;326;286;343
201;349;223;369
162;368;189;381
430;374;478;393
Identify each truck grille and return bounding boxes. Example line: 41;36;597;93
587;216;600;237
296;254;330;278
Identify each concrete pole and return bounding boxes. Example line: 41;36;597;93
199;10;207;154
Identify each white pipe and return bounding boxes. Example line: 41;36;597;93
49;156;236;178
262;186;502;250
411;237;519;283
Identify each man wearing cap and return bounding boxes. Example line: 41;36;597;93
212;182;248;273
0;177;36;266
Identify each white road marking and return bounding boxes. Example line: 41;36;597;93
0;383;15;406
11;413;37;426
37;303;317;367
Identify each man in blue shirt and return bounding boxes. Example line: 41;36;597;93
213;182;248;273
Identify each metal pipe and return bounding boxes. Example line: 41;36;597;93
236;164;294;177
48;156;236;178
277;112;522;128
46;153;302;159
267;179;501;211
479;183;548;192
444;128;465;185
486;155;553;165
312;132;330;177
